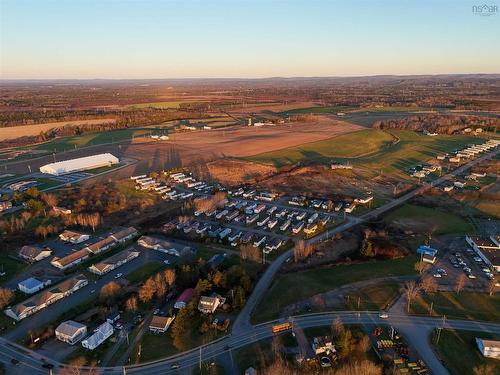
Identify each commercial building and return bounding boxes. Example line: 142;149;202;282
476;338;500;359
55;321;87;345
466;235;500;272
18;277;50;294
40;153;119;176
81;322;114;350
88;249;140;275
5;275;88;321
18;245;52;263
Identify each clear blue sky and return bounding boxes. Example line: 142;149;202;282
1;0;499;79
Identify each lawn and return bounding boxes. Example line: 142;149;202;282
0;254;27;283
332;282;401;311
246;129;395;167
385;204;473;235
410;291;500;322
236;341;273;373
252;255;418;323
433;329;500;375
125;261;167;284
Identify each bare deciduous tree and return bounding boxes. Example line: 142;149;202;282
455;274;467;295
402;280;420;313
420;275;438;294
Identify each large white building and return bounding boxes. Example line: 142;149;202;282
40;153;119;176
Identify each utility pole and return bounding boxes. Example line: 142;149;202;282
429;301;434;316
199;345;202;371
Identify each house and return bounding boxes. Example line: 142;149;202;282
84;236;116;254
18;245;52;263
59;230;90;244
0;201;12;212
311;336;336;355
88;249;140;275
5;274;88;321
18;277;50;294
137;235;185;256
198;294;226;314
344;203;356;213
51;249;90;270
106;312;121;324
354;196;373;205
52;206;72;215
149;315;175;333
55;320;87;345
81;322;113;350
476;338;500;359
304;223;318;235
111;227;138;243
245;368;257;375
174;288;195;309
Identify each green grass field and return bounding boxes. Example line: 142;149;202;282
125;261;167;284
247;129;482;178
350;130;482;178
247;129;395;167
410;292;500;322
333;282;401;311
31;128;152;153
385;204;474;235
252;255;418;323
0;255;27;283
433;329;500;375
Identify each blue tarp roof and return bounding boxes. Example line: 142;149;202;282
18;277;43;290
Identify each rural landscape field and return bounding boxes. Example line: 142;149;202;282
1;1;499;375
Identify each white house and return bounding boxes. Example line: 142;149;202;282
18;277;49;294
59;230;90;244
55;320;87;345
81;322;114;350
18;246;52;263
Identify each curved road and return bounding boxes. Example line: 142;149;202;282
2;311;500;374
1;148;498;374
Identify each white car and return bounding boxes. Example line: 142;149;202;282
379;312;389;319
164;260;170;265
114;273;123;279
433;273;442;278
467;274;477;279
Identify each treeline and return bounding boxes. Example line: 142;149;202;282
373;114;500;134
0;107;205;128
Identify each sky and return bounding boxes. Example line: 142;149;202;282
1;0;499;79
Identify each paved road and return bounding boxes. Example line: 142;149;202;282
1;148;497;373
2;312;499;374
233;147;499;332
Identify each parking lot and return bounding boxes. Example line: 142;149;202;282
425;236;494;291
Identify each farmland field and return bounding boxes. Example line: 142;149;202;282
248;129;483;178
0;119;116;140
246;129;395;167
280;105;357;115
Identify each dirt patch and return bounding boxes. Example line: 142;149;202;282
257;164;394;199
205;159;277;187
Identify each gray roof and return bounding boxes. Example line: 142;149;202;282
56;320;86;337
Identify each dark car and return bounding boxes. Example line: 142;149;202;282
11;358;19;365
42;363;54;369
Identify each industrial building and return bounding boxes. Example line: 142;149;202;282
39;153;119;176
